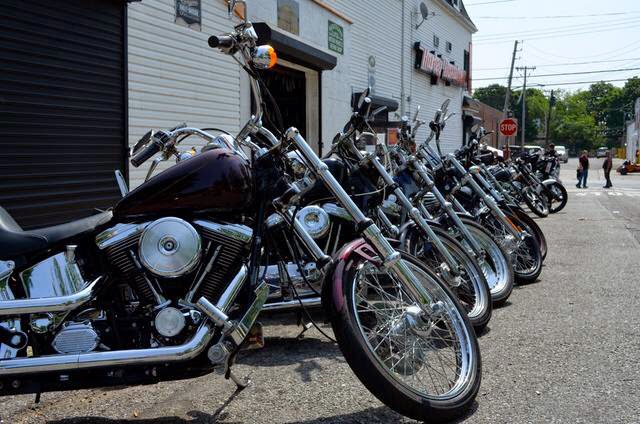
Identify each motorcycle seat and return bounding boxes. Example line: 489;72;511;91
0;207;113;260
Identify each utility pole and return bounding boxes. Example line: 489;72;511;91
501;40;519;150
516;65;535;147
544;90;555;146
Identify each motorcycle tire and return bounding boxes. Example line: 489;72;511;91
403;225;492;332
457;217;515;306
328;251;481;423
545;182;568;214
522;187;549;218
508;208;548;262
480;213;543;284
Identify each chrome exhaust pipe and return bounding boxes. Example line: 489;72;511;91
0;277;102;316
261;297;322;312
0;322;215;376
0;265;250;377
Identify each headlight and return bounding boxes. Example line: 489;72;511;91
296;206;330;239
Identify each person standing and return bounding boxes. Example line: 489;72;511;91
603;150;613;188
577;150;590;188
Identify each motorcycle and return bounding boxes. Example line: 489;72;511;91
0;3;481;422
411;104;544;284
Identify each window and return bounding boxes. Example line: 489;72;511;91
446;41;452;52
277;0;299;35
433;35;440;49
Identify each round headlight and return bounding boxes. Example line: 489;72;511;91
296;206;330;239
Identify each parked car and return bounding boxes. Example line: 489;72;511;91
555;145;569;163
596;146;609;158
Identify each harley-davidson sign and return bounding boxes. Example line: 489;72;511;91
414;42;467;88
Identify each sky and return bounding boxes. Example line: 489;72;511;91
466;0;640;94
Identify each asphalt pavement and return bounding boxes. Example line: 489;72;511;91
2;157;640;423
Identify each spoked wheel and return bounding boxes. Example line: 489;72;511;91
522;187;549;218
545;182;568;214
508;208;547;261
329;252;481;423
457;218;515;306
404;226;492;332
480;214;542;284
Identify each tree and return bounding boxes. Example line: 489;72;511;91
473;84;509;110
581;82;623;145
551;92;603;152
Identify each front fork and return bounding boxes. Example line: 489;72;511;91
447;154;524;242
410;156;485;261
285;128;438;308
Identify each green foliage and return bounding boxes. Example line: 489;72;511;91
473;77;640;148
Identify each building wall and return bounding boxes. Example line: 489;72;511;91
127;0;475;187
476;101;502;147
128;0;241;187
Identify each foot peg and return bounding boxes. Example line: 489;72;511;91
0;325;28;350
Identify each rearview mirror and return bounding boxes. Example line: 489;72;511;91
356;87;371;111
228;0;248;24
471;124;480;133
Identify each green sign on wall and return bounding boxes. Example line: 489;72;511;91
328;21;343;55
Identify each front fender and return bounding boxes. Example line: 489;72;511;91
542;178;558;187
322;237;401;317
397;219;444;248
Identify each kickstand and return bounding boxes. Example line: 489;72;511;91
296;322;313;340
225;368;251;392
34;391;41;404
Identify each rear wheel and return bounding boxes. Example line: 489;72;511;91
404;226;492;332
329;252;481;423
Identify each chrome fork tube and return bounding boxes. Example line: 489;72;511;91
285;128;435;305
411;158;484;257
376;207;400;238
447;154;523;239
366;155;460;272
471;168;504;203
279;209;332;266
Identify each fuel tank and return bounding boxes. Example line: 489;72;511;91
114;149;253;218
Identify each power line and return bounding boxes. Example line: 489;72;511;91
465;0;517;6
474;57;640;71
475;16;640;39
529;78;635;88
475;18;640;43
525;39;640;61
475;11;640;20
474;67;640;81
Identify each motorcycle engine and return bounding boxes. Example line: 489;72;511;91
97;218;252;306
138;217;201;278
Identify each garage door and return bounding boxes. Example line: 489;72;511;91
0;0;127;229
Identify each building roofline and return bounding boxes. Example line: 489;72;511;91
434;0;478;33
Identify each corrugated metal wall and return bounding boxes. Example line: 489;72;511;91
127;0;241;188
0;0;126;229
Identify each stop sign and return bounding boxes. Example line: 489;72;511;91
499;118;518;137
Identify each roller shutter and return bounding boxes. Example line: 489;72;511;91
0;0;127;229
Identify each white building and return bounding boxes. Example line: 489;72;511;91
127;0;477;187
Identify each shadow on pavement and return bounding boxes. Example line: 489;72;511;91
237;336;344;383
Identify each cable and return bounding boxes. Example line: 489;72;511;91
526;39;640;61
475;20;640;44
474;67;640;81
474;57;640;71
466;0;517;5
528;78;635;88
474;11;640;20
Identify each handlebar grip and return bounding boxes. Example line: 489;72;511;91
208;35;234;49
131;139;162;168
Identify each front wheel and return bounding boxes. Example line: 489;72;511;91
522;187;549;218
329;252;481;423
404;226;492;332
545;182;568;214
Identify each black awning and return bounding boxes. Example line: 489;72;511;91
253;23;337;71
462;94;481;110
